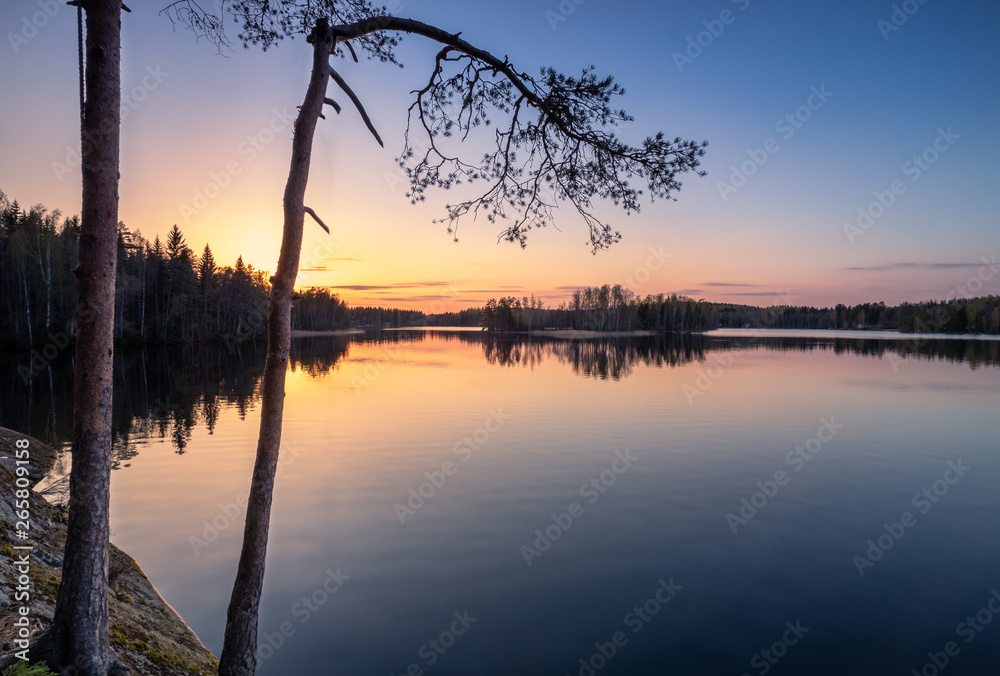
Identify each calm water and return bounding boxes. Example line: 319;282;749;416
4;331;1000;675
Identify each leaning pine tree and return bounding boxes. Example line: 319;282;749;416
163;2;708;673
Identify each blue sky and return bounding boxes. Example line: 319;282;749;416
1;0;998;309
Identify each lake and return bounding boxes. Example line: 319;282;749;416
4;330;1000;675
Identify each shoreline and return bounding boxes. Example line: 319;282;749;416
529;329;654;339
0;428;217;675
291;328;363;337
704;327;1000;341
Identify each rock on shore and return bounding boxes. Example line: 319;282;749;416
0;428;218;675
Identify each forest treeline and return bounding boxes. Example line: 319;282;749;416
481;287;715;332
3;195;998;344
1;194;274;345
480;285;1000;335
0;194;440;345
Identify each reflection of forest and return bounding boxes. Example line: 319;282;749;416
481;333;709;380
1;343;273;461
1;331;997;460
480;332;1000;379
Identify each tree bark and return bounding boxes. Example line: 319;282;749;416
218;18;333;676
28;1;125;674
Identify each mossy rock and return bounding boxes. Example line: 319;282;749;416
0;429;58;485
2;662;58;676
0;429;218;675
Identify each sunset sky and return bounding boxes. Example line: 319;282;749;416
1;0;998;312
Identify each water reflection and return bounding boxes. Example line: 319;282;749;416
9;330;998;674
0;343;269;460
1;331;997;457
481;333;710;379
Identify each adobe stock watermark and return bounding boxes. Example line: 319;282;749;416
257;566;351;664
672;0;751;73
717;84;834;202
908;588;1000;676
350;343;405;393
681;351;735;403
683;288;800;403
614;246;671;292
188;440;304;556
562;577;682;676
726;417;844;534
178;107;297;222
386;133;433;194
942;256;1000;303
886;256;999;373
52;66;170;182
393;407;511;524
843;126;959;243
391;610;477;676
851;459;970;576
17;330;71;383
18;294;130;382
520;449;637;567
8;0;60;54
740;620;810;676
351;279;465;393
878;0;931;41
682;286;796;404
424;277;465;315
545;0;588;31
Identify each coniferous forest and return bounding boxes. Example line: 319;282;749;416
3;192;998;346
0;192;359;346
479;287;1000;334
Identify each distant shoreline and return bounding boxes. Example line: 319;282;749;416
291;329;364;337
293;326;1000;341
704;328;1000;341
530;329;654;339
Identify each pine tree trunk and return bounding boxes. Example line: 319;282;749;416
28;1;125;673
218;18;333;676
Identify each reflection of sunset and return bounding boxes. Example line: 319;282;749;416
93;331;1000;662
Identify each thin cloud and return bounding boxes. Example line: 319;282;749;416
327;281;452;291
727;291;797;297
466;288;526;293
358;295;485;303
703;282;757;287
845;262;983;272
301;259;362;271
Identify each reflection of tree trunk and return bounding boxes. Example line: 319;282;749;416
23;266;33;345
218;19;333;676
140;257;146;340
27;0;124;674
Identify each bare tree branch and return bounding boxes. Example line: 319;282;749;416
161;3;707;252
330;66;383;147
326;15;707;251
304;206;330;233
